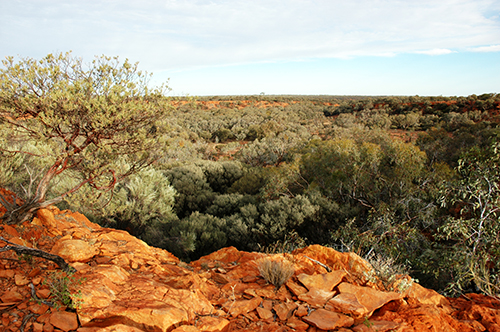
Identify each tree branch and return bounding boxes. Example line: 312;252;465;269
0;236;75;273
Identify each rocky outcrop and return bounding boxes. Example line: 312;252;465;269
1;205;499;331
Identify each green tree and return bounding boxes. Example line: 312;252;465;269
438;142;500;297
0;52;170;224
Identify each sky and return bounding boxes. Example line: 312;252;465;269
1;0;499;96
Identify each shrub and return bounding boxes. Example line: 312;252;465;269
257;257;295;290
364;252;415;292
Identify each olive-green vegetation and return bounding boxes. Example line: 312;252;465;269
1;53;499;298
0;52;170;224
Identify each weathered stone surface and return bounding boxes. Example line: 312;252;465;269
298;288;336;308
256;306;274;320
302;308;355;330
0;269;15;278
79;324;149;331
223;296;262;317
28;303;50;315
285;279;308;296
51;239;99;262
196;316;230;332
337;282;403;315
405;282;450;306
14;273;30;286
352;320;400;332
2;224;19;237
273;301;298;321
294;304;309;317
49;311;79;331
0;290;23;302
172;326;201;332
294;245;373;280
297;270;346;291
286;316;310;331
326;292;368;318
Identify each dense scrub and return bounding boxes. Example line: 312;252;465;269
2;72;499;297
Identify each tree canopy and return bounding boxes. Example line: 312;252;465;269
0;52;170;224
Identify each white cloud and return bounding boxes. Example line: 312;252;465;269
415;49;456;55
469;44;500;52
1;0;499;72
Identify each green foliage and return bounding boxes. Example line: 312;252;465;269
259;230;307;254
165;163;216;218
0;52;170;223
437;142;500;297
195;160;244;193
205;193;256;218
165;212;228;260
43;270;85;309
256;195;319;246
236;131;307;166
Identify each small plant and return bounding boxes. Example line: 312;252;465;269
257;257;295;290
18;253;35;266
260;230;307;254
363;316;373;328
43;270;85;309
364;252;417;292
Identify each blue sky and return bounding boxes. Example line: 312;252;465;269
1;0;499;96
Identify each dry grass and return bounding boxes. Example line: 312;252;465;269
257;257;295;290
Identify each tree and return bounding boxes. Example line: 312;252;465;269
438;142;500;297
0;52;170;224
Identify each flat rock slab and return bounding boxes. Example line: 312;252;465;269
303;308;354;330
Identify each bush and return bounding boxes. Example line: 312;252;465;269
55;165;176;235
257;257;295;290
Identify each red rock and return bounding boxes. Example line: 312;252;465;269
256;307;274;320
196;316;230;332
2;225;19;238
36;288;51;299
14;273;30;286
80;325;145;332
262;299;273;310
285;279;308;296
295;304;309;317
34;209;62;236
29;267;42;278
0;269;15;278
273;301;298;321
405;282;450;306
33;322;44;332
49;311;78;331
172;326;201;332
252;284;292;301
352;320;400;332
302;308;354;330
50;239;98;262
29;303;50;315
7;236;28;246
32;276;42;285
43;322;54;332
224;296;262;317
298;289;336;308
325;292;367;318
0;290;23;302
337;282;402;315
297;270;346;291
286;316;309;331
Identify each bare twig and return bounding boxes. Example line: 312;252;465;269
304;255;332;272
